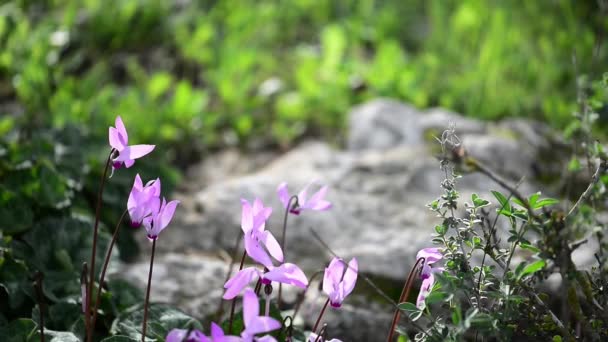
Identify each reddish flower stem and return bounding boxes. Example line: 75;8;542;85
89;209;128;334
278;195;298;309
386;257;425;342
141;238;157;342
86;149;113;342
227;250;247;334
311;298;330;335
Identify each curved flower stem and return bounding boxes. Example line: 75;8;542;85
89;209;128;335
227;250;247;334
292;270;324;319
86;149;114;342
141;238;157;342
278;195;299;310
386;257;425;342
311;298;330;335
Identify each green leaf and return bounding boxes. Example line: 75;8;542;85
112;304;203;340
518;260;546;280
471;194;490;208
397;302;423;321
519;243;541;253
491;190;511;215
0;252;32;309
528;192;540;207
425;291;449;305
0;197;34;234
451;306;462;325
533;198;559;210
35;330;80;342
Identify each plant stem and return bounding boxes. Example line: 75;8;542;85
228;250;247;334
278;195;298;309
311;298;330;334
86;149;113;342
264;293;271;316
567;156;607;217
386;257;424;342
141;238;157;342
33;272;45;342
90;209;128;334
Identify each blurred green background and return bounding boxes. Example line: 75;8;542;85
1;0;607;161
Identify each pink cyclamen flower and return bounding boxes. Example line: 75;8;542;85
277;181;332;215
240;198;283;268
108;115;155;173
323;257;358;308
142;197;180;241
166;329;209;342
241;198;272;233
127;174;161;228
415;247;444;309
166;322;240;342
416;247;442;280
223;263;308;300
240;288;281;342
308;333;343;342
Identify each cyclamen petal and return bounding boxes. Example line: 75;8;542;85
165;328;209;342
158;199;180;230
108;127;126;151
277;182;290;208
210;322;240;342
263;263;308;288
223;267;260;299
261;230;283;263
245;317;282;336
108;116;155;173
241;198;272;233
342;258;358;295
114;116;128;142
323;257;358;308
416;272;435;309
242;288;259;327
416;247;442;265
114;145;156;162
277;181;332;215
241;289;281;341
143;197;179;240
127;175;161;227
244;230;275;269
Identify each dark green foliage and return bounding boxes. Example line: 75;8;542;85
112;304;203;340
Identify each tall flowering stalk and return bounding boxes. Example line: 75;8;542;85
86;116;154;342
140;190;179;341
90;174;163;334
312;257;358;334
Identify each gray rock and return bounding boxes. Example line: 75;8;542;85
348;99;424;151
116;253;229;319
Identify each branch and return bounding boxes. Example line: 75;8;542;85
567;156;607;218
